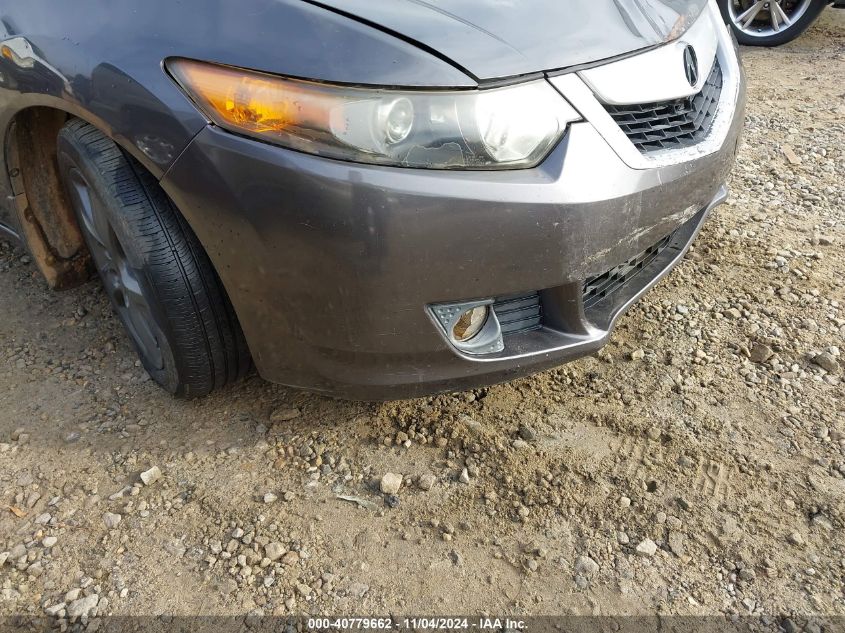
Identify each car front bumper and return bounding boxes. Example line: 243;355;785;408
161;21;746;400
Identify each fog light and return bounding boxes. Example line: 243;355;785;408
452;306;488;342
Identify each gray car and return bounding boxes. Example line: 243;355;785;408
0;0;745;399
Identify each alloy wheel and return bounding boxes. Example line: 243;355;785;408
727;0;814;37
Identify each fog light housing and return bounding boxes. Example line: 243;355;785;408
429;300;504;355
452;306;488;342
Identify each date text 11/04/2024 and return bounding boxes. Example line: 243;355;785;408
306;618;527;631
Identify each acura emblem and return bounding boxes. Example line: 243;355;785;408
683;45;699;87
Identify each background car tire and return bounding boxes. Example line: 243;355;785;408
717;0;828;46
56;118;251;397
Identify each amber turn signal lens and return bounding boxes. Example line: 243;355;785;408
168;59;332;137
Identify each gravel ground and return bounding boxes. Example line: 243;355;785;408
1;9;844;631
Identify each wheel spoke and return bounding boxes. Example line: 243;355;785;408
737;1;766;27
69;172;105;248
78;203;102;248
92;204;119;258
119;266;145;309
118;264;164;369
772;2;792;28
68;169;119;266
731;0;812;36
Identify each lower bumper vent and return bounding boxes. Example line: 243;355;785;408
582;232;675;309
492;228;681;335
492;293;542;335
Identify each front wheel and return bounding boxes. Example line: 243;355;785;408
717;0;828;46
56;119;251;397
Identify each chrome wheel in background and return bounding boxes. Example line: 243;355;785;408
728;0;813;38
717;0;828;46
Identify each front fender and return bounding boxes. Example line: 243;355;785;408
0;0;476;180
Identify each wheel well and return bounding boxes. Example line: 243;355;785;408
6;107;91;289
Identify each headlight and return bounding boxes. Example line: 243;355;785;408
167;59;580;170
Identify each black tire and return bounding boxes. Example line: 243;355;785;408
56;118;250;398
717;0;828;46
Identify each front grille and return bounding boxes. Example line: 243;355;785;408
604;60;723;153
582;232;676;309
493;293;542;335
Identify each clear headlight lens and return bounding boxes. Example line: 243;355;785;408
167;59;580;170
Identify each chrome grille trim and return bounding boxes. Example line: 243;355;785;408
604;60;723;153
548;1;741;170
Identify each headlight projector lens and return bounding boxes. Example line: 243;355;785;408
382;98;414;145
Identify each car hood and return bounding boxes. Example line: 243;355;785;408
306;0;710;81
